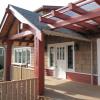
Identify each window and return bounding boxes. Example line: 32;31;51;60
68;45;73;69
49;47;54;67
57;48;59;60
14;47;31;66
0;48;4;56
57;47;65;60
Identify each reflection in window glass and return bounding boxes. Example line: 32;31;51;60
60;48;62;60
0;48;3;56
50;47;54;66
62;47;65;60
68;46;73;69
22;50;26;63
15;50;18;63
18;50;22;63
57;48;59;60
27;49;30;64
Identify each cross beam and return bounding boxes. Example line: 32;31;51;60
51;10;70;20
68;3;87;15
9;30;33;40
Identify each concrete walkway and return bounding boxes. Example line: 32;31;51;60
44;76;100;100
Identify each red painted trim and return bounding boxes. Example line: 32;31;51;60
34;33;44;95
4;41;13;81
45;69;54;76
68;3;87;14
64;25;86;33
39;17;56;25
67;72;98;85
51;10;70;20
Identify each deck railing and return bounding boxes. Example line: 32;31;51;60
0;78;38;100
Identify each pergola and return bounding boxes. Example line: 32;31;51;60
40;0;100;36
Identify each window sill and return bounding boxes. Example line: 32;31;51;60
13;66;34;70
47;67;55;70
12;63;33;69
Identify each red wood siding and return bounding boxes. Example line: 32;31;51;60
67;72;97;85
45;69;54;76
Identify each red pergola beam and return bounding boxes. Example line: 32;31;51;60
50;9;100;28
42;0;99;19
77;22;100;32
51;10;70;20
40;17;56;25
95;0;100;5
68;3;87;15
94;17;100;23
64;25;86;33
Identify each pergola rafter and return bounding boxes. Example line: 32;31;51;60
51;10;70;20
77;22;100;32
40;0;100;34
68;3;87;15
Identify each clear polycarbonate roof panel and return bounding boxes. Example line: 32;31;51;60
80;2;100;11
49;16;63;21
64;10;80;17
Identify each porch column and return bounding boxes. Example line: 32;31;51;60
34;33;44;95
4;40;12;81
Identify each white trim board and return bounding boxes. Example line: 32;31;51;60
97;39;100;85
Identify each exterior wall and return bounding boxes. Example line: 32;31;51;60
75;40;97;74
45;36;93;74
45;35;98;84
92;39;97;75
75;41;91;73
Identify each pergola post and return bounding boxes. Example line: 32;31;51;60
34;33;45;95
4;40;12;81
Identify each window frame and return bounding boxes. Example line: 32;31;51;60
48;42;75;72
13;47;31;67
66;42;75;72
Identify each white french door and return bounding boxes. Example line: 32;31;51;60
55;44;67;79
48;42;74;79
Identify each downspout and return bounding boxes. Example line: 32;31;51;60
90;40;93;85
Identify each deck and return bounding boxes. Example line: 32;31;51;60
45;76;100;100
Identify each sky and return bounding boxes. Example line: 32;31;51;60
0;0;77;22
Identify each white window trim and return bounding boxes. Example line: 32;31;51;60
48;42;75;72
13;47;31;67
